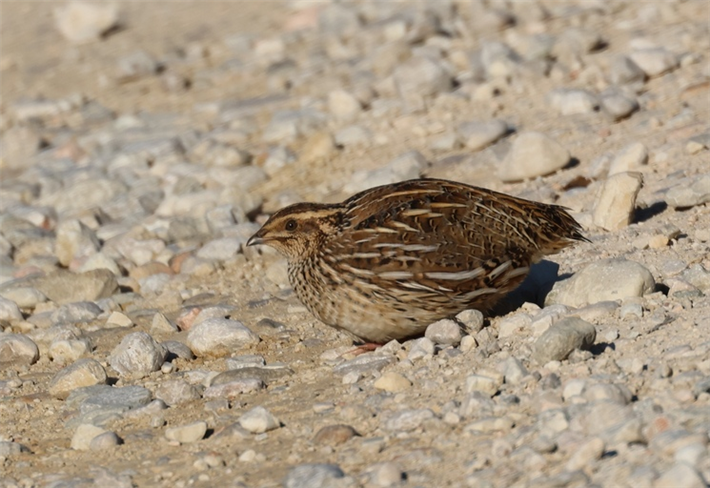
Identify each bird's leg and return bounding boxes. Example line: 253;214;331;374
344;342;383;356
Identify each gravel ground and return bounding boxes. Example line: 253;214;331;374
1;1;709;487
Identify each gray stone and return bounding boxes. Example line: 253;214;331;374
653;463;706;488
548;258;655;307
609;55;646;85
89;431;122;450
67;384;153;413
548;89;599;115
666;174;710;208
161;340;194;360
196;238;242;261
328;89;362;121
71;424;107;451
56;220;100;267
0;441;30;456
187;318;259;357
425;318;462;345
109;332;167;378
284;464;351;488
629;48;679;77
0;287;47;309
457;119;508;151
334;125;372;147
393;56;452;98
593;171;643;230
0;296;23;321
609;143;648;175
2;269;118;304
165;421;207;443
203;378;263;398
384;408;434;431
238;406;280;433
50;301;103;324
53;1;119;43
682;264;710;293
333;355;394;376
49;358;108;399
408;337;435;361
532;317;596;363
455;309;485;334
154;379;201;406
0;334;39;365
498;132;570;182
600;90;639;121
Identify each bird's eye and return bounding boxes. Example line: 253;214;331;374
285;219;298;231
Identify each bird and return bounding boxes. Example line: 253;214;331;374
247;178;587;344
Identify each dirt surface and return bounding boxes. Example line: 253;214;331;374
1;1;709;487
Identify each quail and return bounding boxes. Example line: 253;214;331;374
247;178;587;344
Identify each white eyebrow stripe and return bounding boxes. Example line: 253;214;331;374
424;268;486;281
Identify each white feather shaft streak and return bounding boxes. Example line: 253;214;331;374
424;268;486;281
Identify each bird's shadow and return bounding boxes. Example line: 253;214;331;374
490;260;570;316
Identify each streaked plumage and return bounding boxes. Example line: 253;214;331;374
247;178;587;343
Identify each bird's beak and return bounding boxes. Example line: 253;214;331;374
246;234;263;247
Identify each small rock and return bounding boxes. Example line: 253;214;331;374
456;119;508;151
0;441;30;456
109;332;167;379
54;1;119;43
155;379;201;406
71;424;107;451
374;372;412;392
532;317;596;363
593;171;643;230
89;431;122;450
465;374;501;397
49;338;91;364
666;174;710;208
0;287;47;309
16;269;118;304
565;437;605;471
368;462;404;487
0;296;23;321
609;55;646;85
653;463;706;488
187;318;259;357
425;318;462;345
328;89;362;121
56;220;100;267
407;337;435;361
165;421;207;443
238;406;280;433
313;425;358;446
393;56;452;98
283;463;350;488
0;334;39;365
49;358;108;399
384;408;434;432
105;311;133;328
629;48;679;77
600;89;639;121
548;258;655;307
151;313;178;333
78;253;121;276
608;143;648;175
498;132;570;182
456;309;485;334
548;89;599;115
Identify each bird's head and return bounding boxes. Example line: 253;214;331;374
247;203;342;261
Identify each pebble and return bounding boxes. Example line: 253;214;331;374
283;463;352;488
374;372;412;392
0;296;23;321
393;56;452;99
384;408;434;432
328;89;362;121
609;55;646;85
608;143;648;175
48;358;107;399
0;287;46;309
367;462;404;487
600;89;639;121
532;317;596;364
164;421;207;443
105;311;133;328
465;374;501;397
154;379;201;406
498;132;570;182
653;463;706;488
186;318;260;357
665;174;710;208
71;424;107;451
0;334;39;365
15;269;118;304
593;171;643;230
0;441;30;456
456;119;508;151
53;1;119;43
108;332;167;378
548;258;655;307
629;48;679;77
424;318;462;345
407;337;435;361
312;425;358;446
238;406;280;433
456;309;485;334
89;431;122;450
548;89;599;115
55;220;100;267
